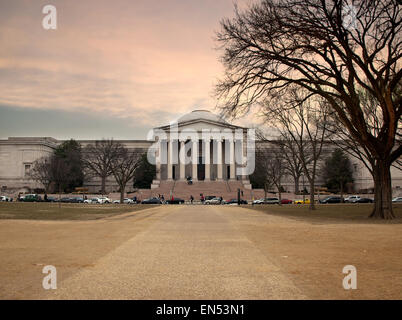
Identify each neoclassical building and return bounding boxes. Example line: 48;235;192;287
150;110;252;188
0;109;400;197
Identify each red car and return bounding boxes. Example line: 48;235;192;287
281;199;293;204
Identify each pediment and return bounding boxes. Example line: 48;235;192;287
156;119;246;133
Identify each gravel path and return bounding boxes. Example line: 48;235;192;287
44;205;305;299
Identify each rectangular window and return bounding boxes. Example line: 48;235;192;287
24;164;31;177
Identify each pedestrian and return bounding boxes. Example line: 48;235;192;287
190;195;194;204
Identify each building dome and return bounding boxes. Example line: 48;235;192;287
177;110;226;123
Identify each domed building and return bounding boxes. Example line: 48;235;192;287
0;109;254;198
175;109;227;124
0;109;395;200
152;109;251;186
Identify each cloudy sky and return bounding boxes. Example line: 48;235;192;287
0;0;259;140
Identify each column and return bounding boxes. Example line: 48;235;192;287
192;140;198;180
243;131;249;181
179;140;186;180
167;140;172;180
156;142;161;180
230;139;235;180
217;139;223;180
204;138;210;181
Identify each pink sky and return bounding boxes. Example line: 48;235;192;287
0;0;259;139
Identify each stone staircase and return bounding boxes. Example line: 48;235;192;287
137;180;263;201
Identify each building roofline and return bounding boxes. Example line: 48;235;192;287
155;119;247;131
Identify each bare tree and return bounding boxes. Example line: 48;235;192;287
257;129;305;194
49;155;75;205
263;89;330;210
252;146;272;198
257;147;287;205
111;147;142;204
29;156;53;195
82;139;124;194
277;134;307;194
216;0;401;219
327;88;402;203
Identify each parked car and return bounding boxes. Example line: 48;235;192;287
0;195;11;202
252;197;279;204
60;197;72;203
252;198;265;205
113;198;135;204
319;196;341;204
204;196;216;201
260;197;279;204
166;198;185;204
204;197;223;205
294;198;311;204
281;199;293;204
345;195;361;203
225;199;248;205
69;197;84;203
98;197;111;204
392;197;402;203
84;197;101;204
141;197;162;204
21;194;42;202
356;197;374;203
45;196;57;202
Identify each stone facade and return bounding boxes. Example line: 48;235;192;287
0;110;401;195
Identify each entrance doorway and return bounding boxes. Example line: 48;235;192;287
198;156;205;180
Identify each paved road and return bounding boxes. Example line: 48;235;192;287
45;205;305;299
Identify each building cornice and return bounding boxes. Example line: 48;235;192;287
155;119;247;131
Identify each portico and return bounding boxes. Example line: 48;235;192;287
154;110;247;182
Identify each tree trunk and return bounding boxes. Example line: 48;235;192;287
101;176;106;195
309;180;316;210
120;183;126;204
277;185;282;206
369;161;394;219
294;175;300;194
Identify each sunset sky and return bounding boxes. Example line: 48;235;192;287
0;0;258;140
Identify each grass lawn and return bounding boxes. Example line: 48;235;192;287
248;203;402;223
0;202;158;220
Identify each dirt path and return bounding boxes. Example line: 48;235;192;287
42;205;304;299
225;207;402;299
1;205;401;299
0;206;170;299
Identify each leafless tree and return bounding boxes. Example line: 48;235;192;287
216;0;401;219
29;156;53;194
257;129;306;194
111;147;142;204
263;89;331;210
277;134;307;194
49;155;75;204
327;88;402;196
82;139;124;194
256;147;287;205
